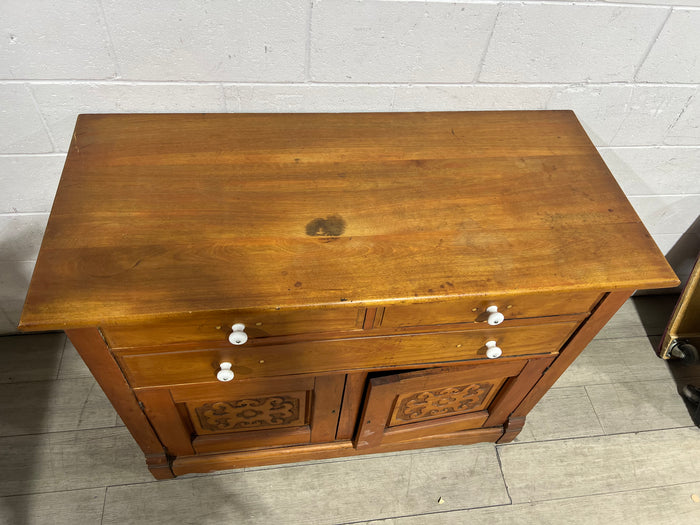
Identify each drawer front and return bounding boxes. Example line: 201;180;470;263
118;321;579;387
379;292;601;329
102;307;366;349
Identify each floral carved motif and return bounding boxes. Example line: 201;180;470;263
394;383;493;423
195;396;301;432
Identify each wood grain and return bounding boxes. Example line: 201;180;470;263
166;375;316;404
135;389;194;457
496;416;527;444
336;372;368;440
355;360;527;449
18;112;681;479
116;322;577;387
380;411;490;444
309;374;345;442
193;426;311;455
484;357;553;427
101;306;365;349
136;372;345;457
64;329;169;469
20;112;678;331
379;291;600;328
171;427;504;475
512;291;632;417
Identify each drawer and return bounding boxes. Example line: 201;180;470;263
117;321;579;387
378;292;601;329
102;307;366;349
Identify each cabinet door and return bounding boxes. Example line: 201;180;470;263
354;358;550;449
135;374;345;456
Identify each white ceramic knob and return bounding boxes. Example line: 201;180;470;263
486;306;505;326
216;362;234;382
228;323;248;345
485;340;502;359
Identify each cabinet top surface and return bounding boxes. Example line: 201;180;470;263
20;111;678;330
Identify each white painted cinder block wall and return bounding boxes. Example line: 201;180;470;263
1;0;699;333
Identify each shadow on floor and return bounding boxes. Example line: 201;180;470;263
0;332;66;525
632;294;700;427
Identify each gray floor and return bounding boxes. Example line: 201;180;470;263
1;296;700;525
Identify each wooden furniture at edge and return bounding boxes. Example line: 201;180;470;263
659;252;700;363
19;112;679;479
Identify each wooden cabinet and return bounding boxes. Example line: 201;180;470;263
20;112;679;479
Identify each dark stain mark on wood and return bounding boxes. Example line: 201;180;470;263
305;215;346;237
294;281;302;288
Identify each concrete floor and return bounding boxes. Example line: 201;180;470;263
1;295;699;524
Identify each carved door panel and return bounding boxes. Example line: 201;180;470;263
135;374;345;456
354;358;550;450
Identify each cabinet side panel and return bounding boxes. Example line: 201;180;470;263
483;356;553;427
65;328;171;477
512;291;632;417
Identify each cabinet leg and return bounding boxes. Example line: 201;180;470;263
497;416;526;444
147;455;175;479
